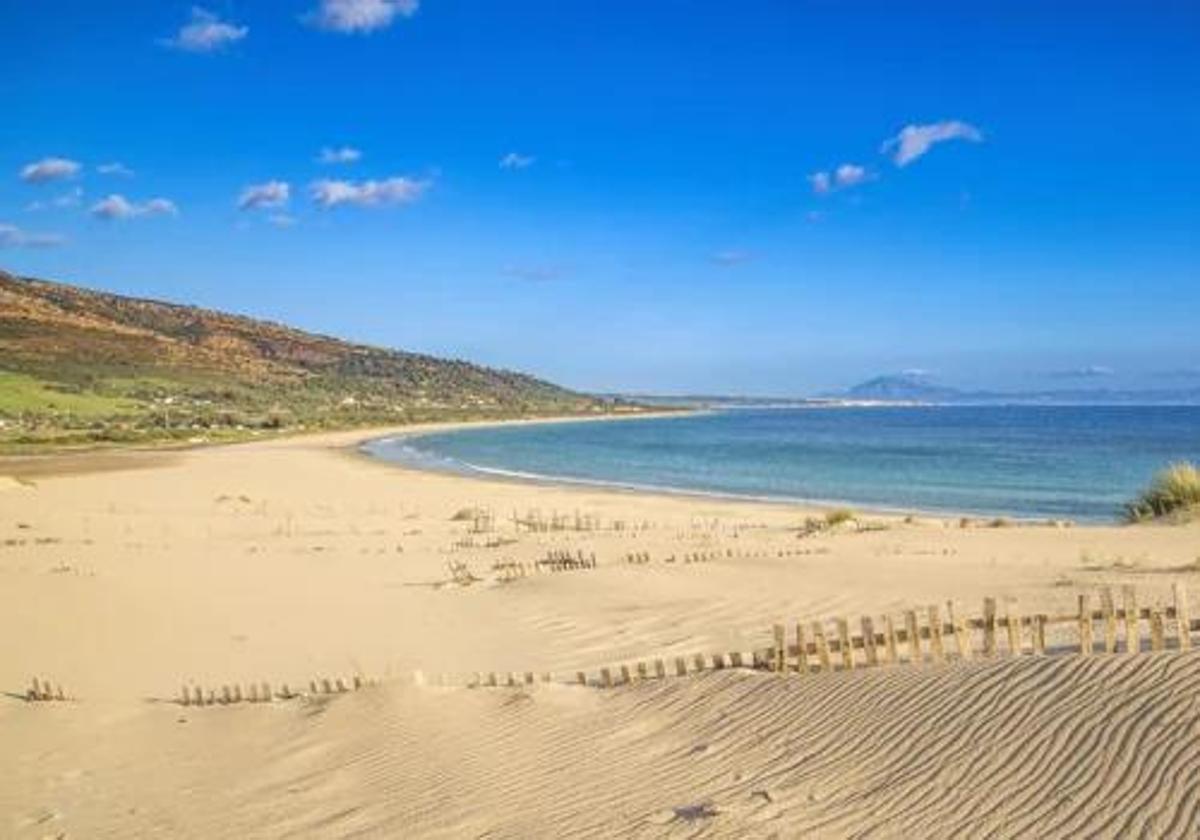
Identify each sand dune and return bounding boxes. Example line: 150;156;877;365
3;422;1200;837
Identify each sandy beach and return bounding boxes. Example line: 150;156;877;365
4;419;1200;838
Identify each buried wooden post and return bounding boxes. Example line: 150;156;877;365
927;606;945;663
1101;588;1118;654
1078;594;1094;656
836;618;854;670
812;622;832;672
1006;603;1022;656
620;665;633;684
1123;585;1139;653
885;615;899;664
1174;583;1191;651
1151;608;1165;652
576;671;588;686
983;598;997;657
773;623;787;673
181;683;190;706
862;617;878;666
949;602;972;661
675;657;687;677
905;610;921;665
795;623;809;674
1033;615;1047;655
600;667;613;688
729;652;744;668
693;653;707;673
654;660;666;679
636;662;648;681
711;653;726;670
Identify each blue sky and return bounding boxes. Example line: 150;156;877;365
3;1;1199;395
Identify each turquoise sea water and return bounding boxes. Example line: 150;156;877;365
363;407;1200;522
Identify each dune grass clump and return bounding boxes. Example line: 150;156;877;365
824;508;856;527
1125;462;1200;523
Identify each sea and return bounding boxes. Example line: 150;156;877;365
362;406;1200;522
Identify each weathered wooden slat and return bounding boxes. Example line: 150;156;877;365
1100;588;1118;654
949;602;972;660
813;621;832;672
795;622;809;674
1123;585;1139;654
837;618;854;670
862;617;878;666
983;597;997;657
1151;608;1165;652
1006;604;1022;656
1078;594;1093;656
774;623;787;673
1174;583;1191;651
693;653;707;672
674;657;687;677
655;659;667;679
1033;614;1047;654
885;615;899;664
906;610;921;665
601;667;613;688
620;664;633;684
928;605;945;663
729;652;744;668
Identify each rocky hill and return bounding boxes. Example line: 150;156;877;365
0;270;617;447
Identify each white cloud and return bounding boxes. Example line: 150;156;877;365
268;213;298;228
97;162;135;177
306;0;419;33
20;157;81;183
317;146;363;165
237;180;291;210
0;222;66;248
90;194;178;220
310;176;430;208
162;7;248;52
26;186;83;212
882;120;983;167
499;152;535;170
809;163;871;195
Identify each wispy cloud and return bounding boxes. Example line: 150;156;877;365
161;7;248;52
237;180;291;210
26;187;83;212
268;213;298;228
808;163;872;195
882;120;983;167
0;222;66;248
499;152;535;170
310;176;430;208
90;194;178;220
20;157;81;183
1047;365;1115;379
711;249;753;267
305;0;419;33
97;162;134;177
502;264;565;282
317;146;362;165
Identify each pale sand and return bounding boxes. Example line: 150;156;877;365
2;419;1200;837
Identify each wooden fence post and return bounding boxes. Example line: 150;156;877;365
927;606;945;663
813;622;832;672
1123;585;1139;653
655;659;667;679
1078;594;1093;656
1100;588;1118;654
1006;603;1022;656
1151;608;1165;652
906;610;921;665
862;617;878;666
674;657;687;677
949;602;972;660
601;667;613;688
774;623;787;673
1033;615;1047;655
885;615;899;664
983;597;997;657
693;654;707;673
1174;583;1191;651
795;623;809;674
837;618;854;670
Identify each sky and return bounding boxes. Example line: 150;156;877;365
3;1;1199;396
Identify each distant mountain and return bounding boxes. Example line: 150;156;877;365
836;373;1200;406
843;373;966;402
0;270;621;448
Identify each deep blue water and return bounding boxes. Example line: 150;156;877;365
363;407;1200;522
